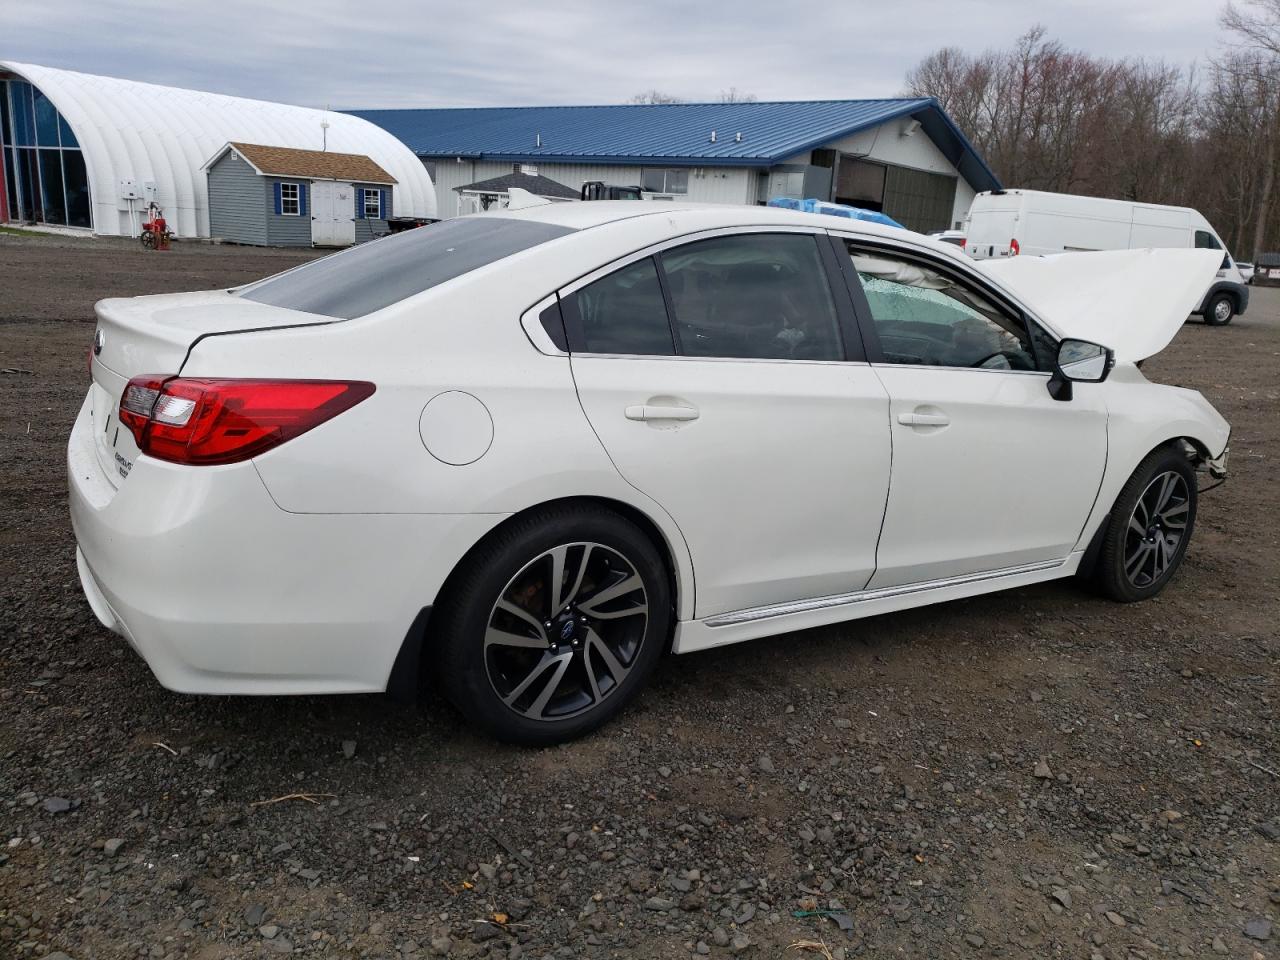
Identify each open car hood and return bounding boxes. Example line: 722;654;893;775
976;248;1223;362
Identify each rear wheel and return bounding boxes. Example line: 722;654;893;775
1094;446;1197;602
1204;293;1234;326
434;505;671;745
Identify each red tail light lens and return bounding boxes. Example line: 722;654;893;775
1010;238;1020;256
119;377;375;466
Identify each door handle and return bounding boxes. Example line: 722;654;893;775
625;404;700;422
897;411;950;427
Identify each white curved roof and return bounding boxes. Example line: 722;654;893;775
1;61;436;237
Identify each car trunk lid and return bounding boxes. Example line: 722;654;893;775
89;290;335;487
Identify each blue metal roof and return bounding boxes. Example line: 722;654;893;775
349;99;1001;192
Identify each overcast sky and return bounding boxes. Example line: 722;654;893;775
1;0;1231;110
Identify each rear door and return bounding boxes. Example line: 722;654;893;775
565;228;892;619
831;234;1108;588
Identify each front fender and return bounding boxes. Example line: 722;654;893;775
1074;369;1229;551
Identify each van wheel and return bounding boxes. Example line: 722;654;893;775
434;505;671;745
1205;293;1234;326
1093;446;1197;603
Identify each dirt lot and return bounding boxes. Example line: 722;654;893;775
1;231;1277;960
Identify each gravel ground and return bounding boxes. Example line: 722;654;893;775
1;231;1277;960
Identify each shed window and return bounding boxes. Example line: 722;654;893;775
641;168;689;195
363;188;381;219
280;182;300;216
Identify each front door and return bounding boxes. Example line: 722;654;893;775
310;180;356;247
834;237;1109;588
565;231;892;619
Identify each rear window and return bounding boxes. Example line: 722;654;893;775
239;217;576;319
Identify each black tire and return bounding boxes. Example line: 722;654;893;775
1204;293;1234;326
434;504;671;745
1094;445;1197;602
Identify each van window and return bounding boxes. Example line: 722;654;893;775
240;218;575;319
1194;230;1222;251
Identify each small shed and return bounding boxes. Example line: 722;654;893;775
454;168;578;216
1255;252;1280;287
204;142;398;248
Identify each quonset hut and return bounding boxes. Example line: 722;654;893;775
0;61;435;238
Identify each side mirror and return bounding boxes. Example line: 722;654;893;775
1048;338;1114;401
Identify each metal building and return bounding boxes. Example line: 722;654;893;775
352;99;999;232
0;60;435;238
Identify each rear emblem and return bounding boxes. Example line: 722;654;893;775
93;329;105;356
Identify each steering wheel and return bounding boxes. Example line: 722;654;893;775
969;350;1028;370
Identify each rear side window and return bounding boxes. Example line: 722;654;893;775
660;234;844;361
240;217;575;319
570;257;675;356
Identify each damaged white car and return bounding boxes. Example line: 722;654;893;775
69;202;1230;744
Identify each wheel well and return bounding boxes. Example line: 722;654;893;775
389;497;684;696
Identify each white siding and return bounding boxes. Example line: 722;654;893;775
428;159;755;218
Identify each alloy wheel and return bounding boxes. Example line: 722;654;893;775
1214;299;1232;323
484;542;649;722
1123;470;1190;588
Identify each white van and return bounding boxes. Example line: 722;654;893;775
964;189;1249;325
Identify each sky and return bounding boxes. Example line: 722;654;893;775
1;0;1231;110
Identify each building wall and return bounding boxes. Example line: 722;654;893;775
264;177;311;247
207;151;267;245
427;158;755;218
782;120;976;228
354;184;392;243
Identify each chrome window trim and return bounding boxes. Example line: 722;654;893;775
704;557;1068;627
868;362;1050;378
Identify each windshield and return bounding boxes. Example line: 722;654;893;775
240;217;576;319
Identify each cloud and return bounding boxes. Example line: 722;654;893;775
1;0;1226;110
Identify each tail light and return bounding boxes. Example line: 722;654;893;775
1009;238;1020;256
119;377;375;466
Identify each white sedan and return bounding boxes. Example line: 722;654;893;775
69;202;1230;744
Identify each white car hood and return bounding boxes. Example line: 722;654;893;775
976;248;1223;362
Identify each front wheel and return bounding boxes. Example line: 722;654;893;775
434;505;671;745
1204;293;1234;326
1094;446;1198;602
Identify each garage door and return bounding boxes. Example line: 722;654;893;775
882;165;957;233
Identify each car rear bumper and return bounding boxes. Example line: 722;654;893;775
68;393;504;695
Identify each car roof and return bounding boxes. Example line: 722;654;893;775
483;199;966;260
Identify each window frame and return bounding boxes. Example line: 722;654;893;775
552;226;865;363
826;232;1058;375
363;187;381;220
280;181;301;217
640;167;690;196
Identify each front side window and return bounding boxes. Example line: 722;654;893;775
280;182;300;216
660;234;844;361
571;257;675;356
640;168;689;195
1194;230;1222;250
847;244;1038;370
363;187;381;219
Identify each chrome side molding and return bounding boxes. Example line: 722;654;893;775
703;558;1069;627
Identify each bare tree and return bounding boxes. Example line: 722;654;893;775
717;87;758;103
1221;1;1280;258
905;25;1279;258
628;90;684;104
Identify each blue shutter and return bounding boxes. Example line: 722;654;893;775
354;187;364;219
298;182;307;217
273;182;282;216
380;189;388;220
